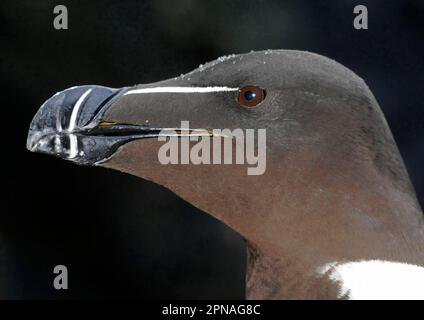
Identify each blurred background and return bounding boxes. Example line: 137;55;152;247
0;0;423;299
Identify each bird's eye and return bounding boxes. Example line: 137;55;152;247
238;85;266;107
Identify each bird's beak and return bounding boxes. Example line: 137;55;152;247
27;85;213;165
26;85;167;165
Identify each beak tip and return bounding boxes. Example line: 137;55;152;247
26;126;37;153
27;85;126;163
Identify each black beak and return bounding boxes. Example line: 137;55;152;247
27;85;215;165
26;85;159;165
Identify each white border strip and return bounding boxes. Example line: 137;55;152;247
124;86;239;95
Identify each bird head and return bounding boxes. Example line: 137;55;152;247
27;50;408;251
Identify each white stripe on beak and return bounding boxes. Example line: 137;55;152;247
69;134;78;159
68;88;92;132
67;88;92;159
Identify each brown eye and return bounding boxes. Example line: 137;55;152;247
238;85;266;107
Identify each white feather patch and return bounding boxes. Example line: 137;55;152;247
318;260;424;300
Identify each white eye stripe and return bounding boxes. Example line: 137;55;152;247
68;88;92;132
124;86;239;95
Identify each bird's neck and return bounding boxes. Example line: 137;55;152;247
246;242;341;299
245;158;424;299
245;241;424;299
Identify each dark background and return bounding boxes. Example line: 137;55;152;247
0;0;423;299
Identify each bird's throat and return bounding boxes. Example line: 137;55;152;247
245;242;344;299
